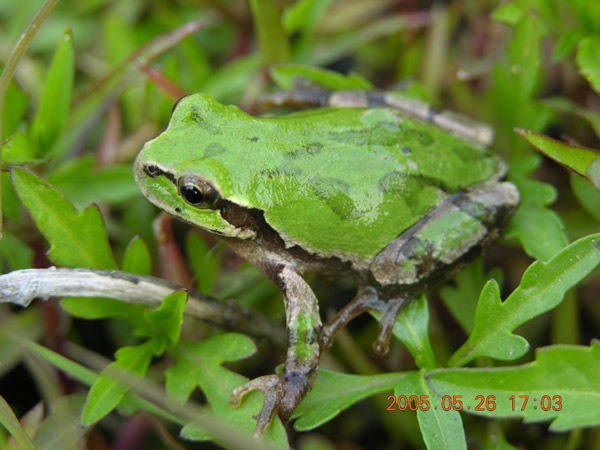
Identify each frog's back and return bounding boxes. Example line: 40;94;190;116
164;96;502;263
248;106;502;262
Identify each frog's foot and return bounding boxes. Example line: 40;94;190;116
231;369;316;438
321;287;408;355
231;374;282;438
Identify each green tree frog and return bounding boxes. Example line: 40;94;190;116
134;89;519;437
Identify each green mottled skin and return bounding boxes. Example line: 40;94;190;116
136;94;501;261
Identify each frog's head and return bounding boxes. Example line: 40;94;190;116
134;93;260;239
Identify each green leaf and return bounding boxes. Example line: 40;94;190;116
60;297;146;327
552;29;584;62
14;336;182;425
249;0;290;66
82;340;155;426
138;290;187;349
200;55;261;104
576;35;600;94
508;15;540;102
491;2;527;26
1;172;21;222
283;0;332;35
123;236;151;276
270;64;373;91
11;167;117;269
1;133;40;167
292;369;406;431
395;371;466;450
450;233;600;367
571;175;600;222
0;231;34;272
429;342;600;431
31;27;74;151
9;402;43;450
1;81;28;140
0;309;42;377
0;395;35;450
507;156;568;261
440;260;502;335
185;233;220;294
48;156;140;210
372;294;437;369
165;333;288;446
516;128;600;189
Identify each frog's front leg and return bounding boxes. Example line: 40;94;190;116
229;253;322;438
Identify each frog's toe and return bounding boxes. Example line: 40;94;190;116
321;287;380;349
373;298;407;355
231;370;313;438
231;374;283;438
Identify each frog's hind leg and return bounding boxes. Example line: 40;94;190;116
321;287;409;355
230;262;322;438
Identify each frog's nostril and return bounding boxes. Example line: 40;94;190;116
144;164;161;177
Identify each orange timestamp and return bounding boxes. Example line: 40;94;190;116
386;394;563;412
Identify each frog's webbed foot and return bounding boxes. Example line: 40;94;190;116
230;374;283;439
231;367;316;438
321;287;408;355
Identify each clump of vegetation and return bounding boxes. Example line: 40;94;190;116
1;1;599;448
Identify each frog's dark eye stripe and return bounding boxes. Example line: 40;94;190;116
177;175;219;208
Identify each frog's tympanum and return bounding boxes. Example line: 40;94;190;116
134;90;519;437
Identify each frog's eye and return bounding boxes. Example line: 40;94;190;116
177;175;219;208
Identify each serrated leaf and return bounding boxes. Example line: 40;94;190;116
292;369;405;431
571;175;600;222
507;156;568;261
165;333;287;446
31;28;74;151
395;371;466;450
11;167;117;269
123;236;151;275
138;290;187;348
440;260;502;335
576;36;600;94
429;342;600;431
371;294;437;369
516;128;600;189
82;340;155;425
283;0;332;35
450;233;600;366
270;64;373;91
